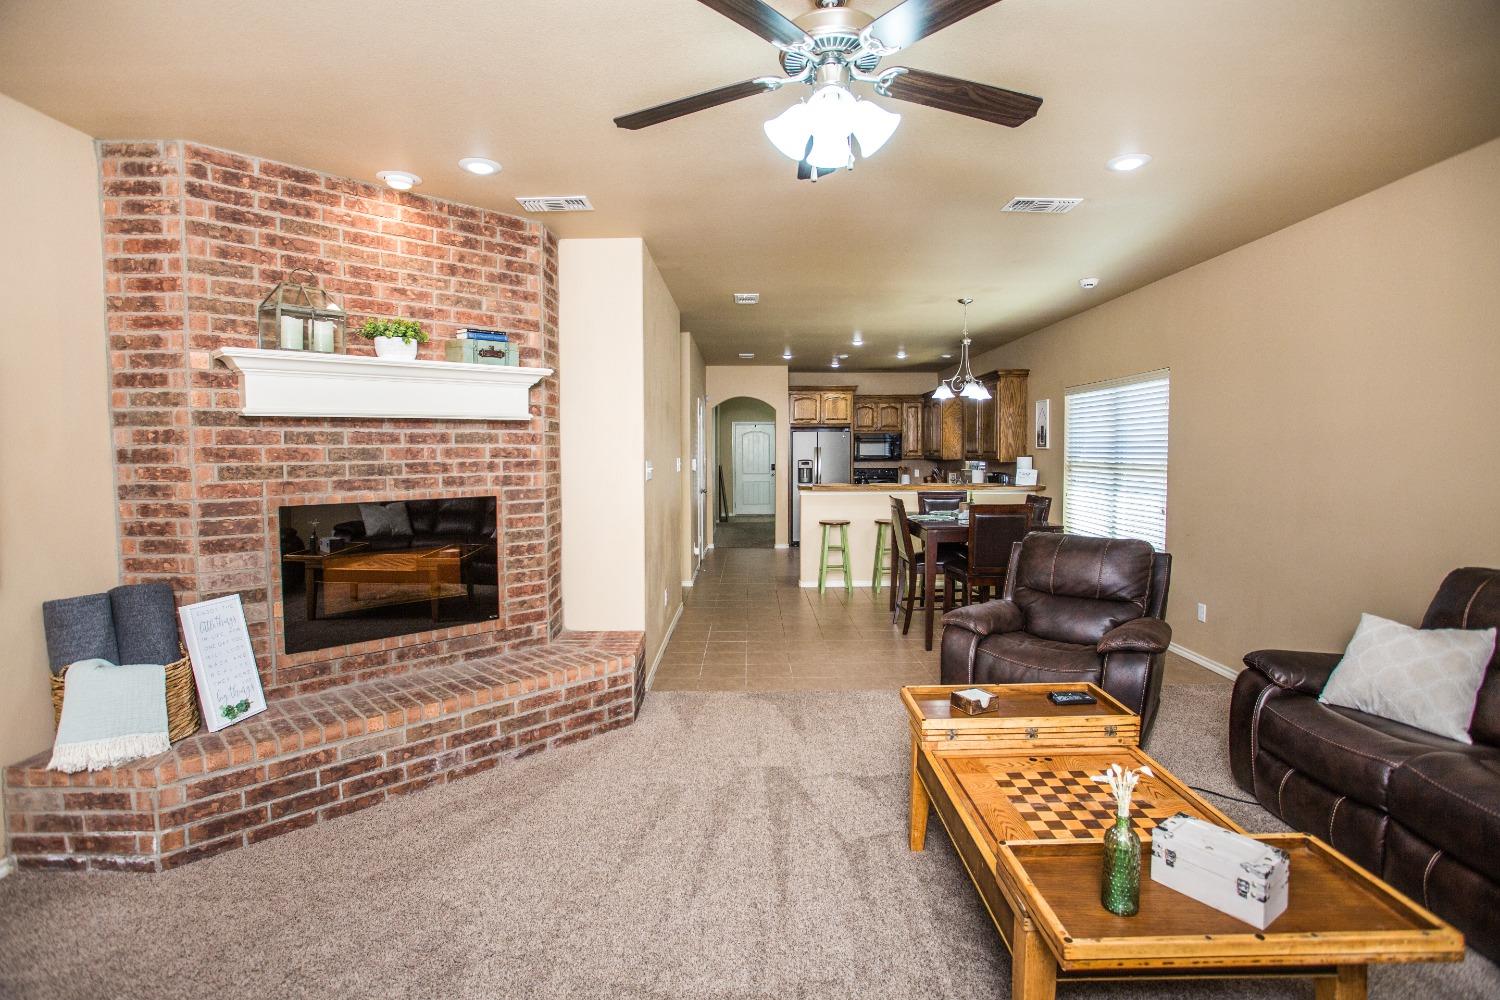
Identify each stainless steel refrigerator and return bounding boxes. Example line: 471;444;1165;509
790;428;851;545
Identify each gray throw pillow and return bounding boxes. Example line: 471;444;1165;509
1319;613;1496;743
359;501;412;538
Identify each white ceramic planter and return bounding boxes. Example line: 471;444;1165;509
371;336;420;360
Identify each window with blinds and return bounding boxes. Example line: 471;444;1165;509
1063;370;1170;550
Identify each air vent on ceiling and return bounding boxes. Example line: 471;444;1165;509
1002;197;1083;214
733;293;760;305
515;195;594;213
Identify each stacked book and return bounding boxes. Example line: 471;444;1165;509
445;328;516;366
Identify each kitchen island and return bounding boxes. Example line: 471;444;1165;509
796;484;1044;587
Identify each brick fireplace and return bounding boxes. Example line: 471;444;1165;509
100;140;565;696
0;142;645;872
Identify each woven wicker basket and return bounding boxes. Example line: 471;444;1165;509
50;653;202;744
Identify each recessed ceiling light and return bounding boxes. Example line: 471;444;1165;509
1107;153;1152;172
896;349;908;360
781;348;793;360
851;332;864;346
1080;277;1100;289
941;353;953;359
376;170;421;191
738;352;755;359
458;157;502;176
733;293;759;305
830;358;841;368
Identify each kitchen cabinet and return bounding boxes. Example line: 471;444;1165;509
853;395;905;433
962;373;999;459
922;397;964;460
901;399;924;457
819;389;852;425
789;386;856;426
990;369;1029;462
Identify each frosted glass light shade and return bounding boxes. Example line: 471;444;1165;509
961;380;992;401
850;99;901;158
763;102;813;161
932;382;956;401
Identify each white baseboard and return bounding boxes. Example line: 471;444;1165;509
645;601;685;690
774;543;789;549
681;579;695;587
1169;642;1240;680
0;855;15;880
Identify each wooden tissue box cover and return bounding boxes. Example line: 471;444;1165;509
951;688;1000;716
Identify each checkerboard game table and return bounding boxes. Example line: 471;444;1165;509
900;683;1141;852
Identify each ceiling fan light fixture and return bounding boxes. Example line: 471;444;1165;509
764;83;900;169
763;102;814;161
850;98;901;158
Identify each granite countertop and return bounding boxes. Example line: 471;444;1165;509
798;483;1045;492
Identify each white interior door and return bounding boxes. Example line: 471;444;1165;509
731;422;775;515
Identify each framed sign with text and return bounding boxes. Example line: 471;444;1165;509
179;595;267;732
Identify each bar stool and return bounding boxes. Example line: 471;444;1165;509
817;519;853;597
871;518;893;597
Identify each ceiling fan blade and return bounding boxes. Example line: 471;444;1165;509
614;79;778;130
866;0;1007;50
693;0;812;46
882;68;1041;127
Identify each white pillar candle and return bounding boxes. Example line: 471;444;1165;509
312;319;335;353
279;315;304;350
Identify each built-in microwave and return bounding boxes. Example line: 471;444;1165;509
854;433;902;460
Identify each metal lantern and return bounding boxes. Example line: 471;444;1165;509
257;268;346;353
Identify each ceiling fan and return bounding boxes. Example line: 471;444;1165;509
613;0;1042;180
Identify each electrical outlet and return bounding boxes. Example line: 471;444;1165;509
1196;602;1208;623
675;457;682;472
663;588;668;609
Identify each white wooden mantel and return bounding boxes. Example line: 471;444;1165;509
213;347;552;421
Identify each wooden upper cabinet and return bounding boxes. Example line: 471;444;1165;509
876;400;903;431
901;399;924;457
819;389;853;425
852;399;879;432
921;397;964;460
854;396;906;432
992;369;1029;461
789;390;821;426
789;386;856;426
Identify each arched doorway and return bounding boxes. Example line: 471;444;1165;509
712;395;776;548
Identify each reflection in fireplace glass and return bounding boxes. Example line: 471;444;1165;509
278;497;499;654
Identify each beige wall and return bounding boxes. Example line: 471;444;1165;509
0;96;117;837
681;333;706;585
788;371;939;395
714;396;776;515
559;237;686;667
705;365;790;546
972;137;1500;669
641;247;684;665
559;239;647;635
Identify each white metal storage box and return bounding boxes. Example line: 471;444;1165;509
1150;813;1290;929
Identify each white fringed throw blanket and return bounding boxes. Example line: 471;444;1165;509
48;658;170;772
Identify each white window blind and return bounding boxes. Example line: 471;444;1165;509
1063;371;1170;550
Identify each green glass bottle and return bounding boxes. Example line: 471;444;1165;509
1100;814;1141;916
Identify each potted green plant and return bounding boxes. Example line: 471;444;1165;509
357;317;428;360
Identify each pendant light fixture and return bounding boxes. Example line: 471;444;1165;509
932;298;990;401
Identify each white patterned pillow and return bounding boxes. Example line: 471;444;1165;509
1320;613;1496;743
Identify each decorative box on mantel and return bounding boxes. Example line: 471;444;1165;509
213;347;553;421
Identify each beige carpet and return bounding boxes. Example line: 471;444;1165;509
2;685;1497;999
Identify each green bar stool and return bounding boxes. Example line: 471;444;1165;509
817;519;853;597
871;518;893;596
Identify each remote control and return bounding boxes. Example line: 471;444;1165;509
1048;691;1097;706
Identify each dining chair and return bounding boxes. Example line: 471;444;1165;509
1025;494;1053;525
917;491;967;514
889;497;939;633
943;505;1031;609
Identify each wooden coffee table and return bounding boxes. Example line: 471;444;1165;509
997;835;1464;999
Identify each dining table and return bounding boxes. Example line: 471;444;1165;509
904;512;1063;651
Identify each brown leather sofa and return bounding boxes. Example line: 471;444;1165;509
940;533;1174;740
1229;567;1500;962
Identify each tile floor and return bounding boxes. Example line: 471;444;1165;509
651;547;1228;693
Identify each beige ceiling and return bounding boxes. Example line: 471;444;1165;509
2;0;1497;370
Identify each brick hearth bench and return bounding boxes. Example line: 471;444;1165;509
4;631;644;872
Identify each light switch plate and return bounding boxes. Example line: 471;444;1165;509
645;461;653;481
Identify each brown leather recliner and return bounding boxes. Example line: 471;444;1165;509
1229;567;1500;962
940;533;1174;740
